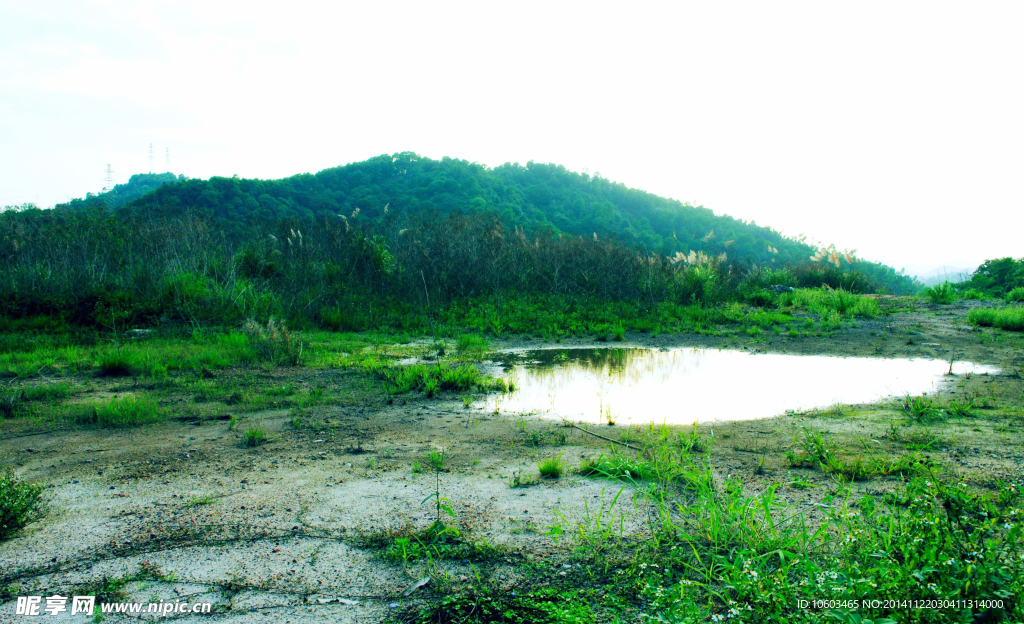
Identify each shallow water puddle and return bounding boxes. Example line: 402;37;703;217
486;348;999;424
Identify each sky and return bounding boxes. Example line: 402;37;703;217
1;1;1021;277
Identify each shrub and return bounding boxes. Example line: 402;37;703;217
1007;287;1024;303
77;396;162;428
921;281;957;304
0;472;46;540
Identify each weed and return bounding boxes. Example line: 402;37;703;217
428;450;447;472
243;423;266;447
0;472;46;540
900;394;943;423
186;494;216;508
1006;287;1024;303
228;415;238;430
537;454;565;479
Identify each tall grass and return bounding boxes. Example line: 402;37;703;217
782;287;880;317
76;396;163;428
968;306;1024;332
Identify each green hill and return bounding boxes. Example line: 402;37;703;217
58;172;181;211
104;152;914;293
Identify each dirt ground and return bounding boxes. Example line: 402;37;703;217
1;299;1022;622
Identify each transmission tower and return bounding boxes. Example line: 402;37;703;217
165;147;170;173
149;143;154;173
102;164;114;193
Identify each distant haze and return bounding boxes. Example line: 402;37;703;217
2;1;1021;272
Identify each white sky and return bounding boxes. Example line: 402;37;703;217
2;1;1021;275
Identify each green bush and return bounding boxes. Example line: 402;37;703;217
968;307;1024;332
1006;287;1024;303
921;281;957;304
0;472;46;540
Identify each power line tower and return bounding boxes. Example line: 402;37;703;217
165;147;170;173
102;164;114;193
149;143;154;173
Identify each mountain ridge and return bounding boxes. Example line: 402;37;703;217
59;152;918;293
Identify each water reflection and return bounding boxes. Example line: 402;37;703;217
487;348;999;424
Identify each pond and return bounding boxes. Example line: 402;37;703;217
485;347;999;425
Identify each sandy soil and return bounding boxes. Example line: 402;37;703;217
1;299;1022;622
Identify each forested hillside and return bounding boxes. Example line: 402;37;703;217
110;153;915;294
58;172;181;211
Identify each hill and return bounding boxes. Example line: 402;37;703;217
100;153;915;293
57;172;182;211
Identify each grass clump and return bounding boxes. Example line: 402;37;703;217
0;472;46;540
900;394;944;422
537;454;565;479
77;396;162;428
784;287;880;318
408;588;593;624
969;306;1024;331
380;362;489;395
242;318;302;365
1006;287;1024;303
455;333;489;355
377;521;503;563
786;427;926;480
22;382;77;402
98;351;134;376
243;423;266;447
